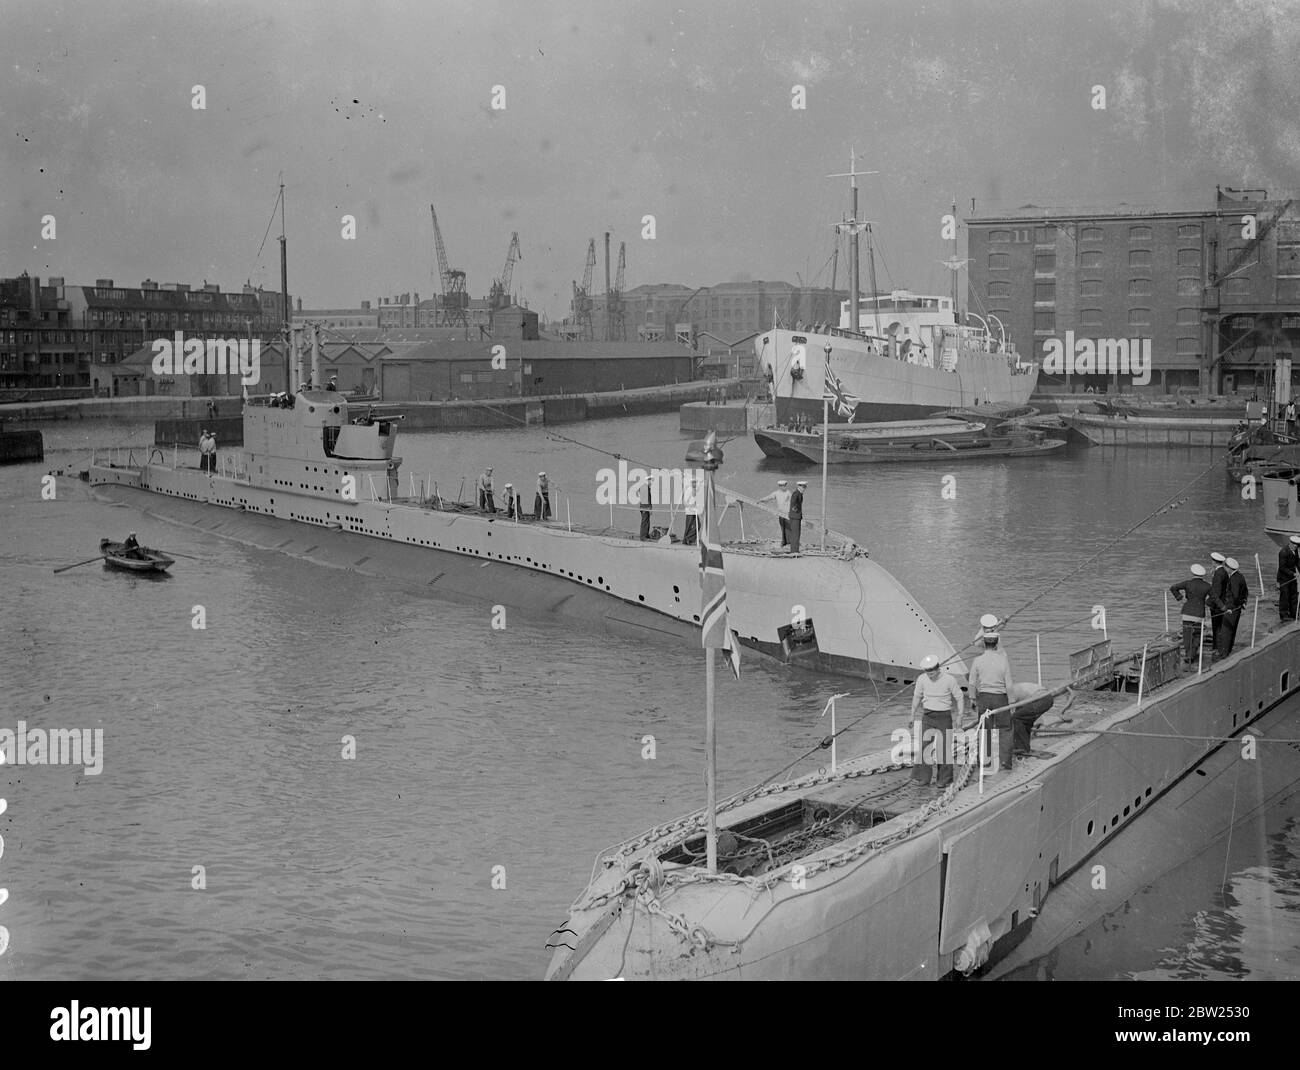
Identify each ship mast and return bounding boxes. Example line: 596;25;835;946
829;151;878;336
278;178;290;394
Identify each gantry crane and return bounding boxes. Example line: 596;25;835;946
569;238;596;340
430;204;468;328
489;232;522;313
606;241;627;341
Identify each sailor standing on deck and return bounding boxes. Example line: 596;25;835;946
910;654;965;789
1208;552;1228;642
534;472;552;520
502;483;518;519
199;429;216;473
1169;564;1212;662
477;467;496;513
758;480;792;548
1214;557;1250;659
788;481;806;553
968;621;1015;771
1278;536;1300;622
638;476;653;540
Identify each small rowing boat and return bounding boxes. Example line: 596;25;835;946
99;539;175;573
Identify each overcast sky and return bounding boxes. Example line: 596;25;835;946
4;0;1298;320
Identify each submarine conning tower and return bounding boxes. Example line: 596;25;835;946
243;389;402;500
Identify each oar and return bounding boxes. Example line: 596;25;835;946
156;550;202;560
53;556;104;573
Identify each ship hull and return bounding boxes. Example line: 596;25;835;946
87;460;960;683
548;625;1300;979
1063;412;1243;447
757;327;1037;427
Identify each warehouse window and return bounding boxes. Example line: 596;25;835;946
1177;277;1200;295
1080;279;1102;298
1128;307;1151;325
1035;251;1055;273
1081;226;1103;242
988;252;1010;270
987;281;1011;298
1175;338;1200;354
1034;309;1055;332
1081;308;1103;327
1034;282;1056;302
1278;222;1300;277
1129;250;1151;268
1081;250;1103;269
1178;224;1202;239
1177;248;1201;268
1177;307;1199;325
1128;278;1152;296
1034;225;1056;243
989;229;1011;243
1129;226;1152;242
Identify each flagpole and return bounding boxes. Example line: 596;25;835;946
687;431;726;876
705;644;716;874
822;342;831;550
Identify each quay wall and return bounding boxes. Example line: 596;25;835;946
0;429;44;464
135;380;750;444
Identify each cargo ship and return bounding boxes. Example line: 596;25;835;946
753;157;1037;431
756;292;1039;427
545;617;1296;980
84;388;960;682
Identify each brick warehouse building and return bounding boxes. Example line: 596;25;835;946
0;274;289;398
966;187;1300;395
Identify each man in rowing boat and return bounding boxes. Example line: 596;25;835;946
910;654;965;790
122;532;144;559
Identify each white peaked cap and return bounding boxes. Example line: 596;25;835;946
1226;557;1239;569
979;612;999;629
1191;564;1206;576
777;479;788;485
1290;535;1300;545
920;654;939;670
1210;552;1226;563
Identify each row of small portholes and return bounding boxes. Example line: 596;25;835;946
1086;785;1155;838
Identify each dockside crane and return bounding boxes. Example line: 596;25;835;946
569;238;596;340
430;204;469;328
489;232;522;313
606;240;627;341
1211;196;1295;286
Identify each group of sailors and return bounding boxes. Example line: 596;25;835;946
910;614;1045;789
1168;551;1257;662
780;415;817;434
477;467;553;521
198;429;218;473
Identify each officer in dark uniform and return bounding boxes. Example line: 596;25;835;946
1215;557;1250;658
1278;536;1300;622
788;480;806;553
1208;551;1228;644
1169;563;1212;662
